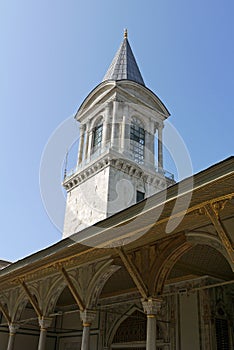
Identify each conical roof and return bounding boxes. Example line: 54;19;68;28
103;30;145;86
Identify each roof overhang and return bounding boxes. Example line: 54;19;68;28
0;157;233;288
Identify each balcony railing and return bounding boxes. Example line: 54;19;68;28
64;144;174;182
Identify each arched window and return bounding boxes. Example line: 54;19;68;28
113;310;146;344
130;117;145;164
92;119;103;152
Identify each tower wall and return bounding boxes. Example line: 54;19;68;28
63;167;109;238
107;162;165;216
63;157;167;238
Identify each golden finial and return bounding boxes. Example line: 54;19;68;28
124;28;128;39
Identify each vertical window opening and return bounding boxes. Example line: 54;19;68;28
136;190;145;203
92;121;103;152
130;117;145;164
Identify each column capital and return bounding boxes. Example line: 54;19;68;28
105;101;111;112
80;124;86;132
38;317;52;330
8;323;19;335
80;309;96;327
142;297;163;316
157;121;164;129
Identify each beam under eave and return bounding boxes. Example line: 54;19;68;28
61;267;85;312
21;281;42;318
204;204;234;267
115;247;148;300
0;301;11;324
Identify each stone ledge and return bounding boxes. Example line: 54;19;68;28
63;155;168;192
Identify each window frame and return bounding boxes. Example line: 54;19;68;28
92;120;103;152
130;117;145;164
136;190;145;203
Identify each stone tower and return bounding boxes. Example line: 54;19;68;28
63;30;174;238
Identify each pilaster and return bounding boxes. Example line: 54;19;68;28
78;124;85;165
157;123;163;170
84;120;91;159
102;103;111;148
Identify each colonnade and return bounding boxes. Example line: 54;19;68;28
6;317;52;350
5;300;162;350
5;313;94;350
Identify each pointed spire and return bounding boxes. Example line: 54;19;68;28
103;30;145;86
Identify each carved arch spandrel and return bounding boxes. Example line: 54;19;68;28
14;275;67;317
85;260;121;309
65;259;121;309
43;276;67;315
45;259;122;312
0;288;28;323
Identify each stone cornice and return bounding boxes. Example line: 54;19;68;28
63;153;168;192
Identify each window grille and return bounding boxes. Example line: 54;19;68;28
130;117;145;164
215;318;230;350
92;122;103;151
113;310;146;343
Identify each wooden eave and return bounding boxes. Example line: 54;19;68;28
0;157;233;288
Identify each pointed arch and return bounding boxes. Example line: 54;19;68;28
151;233;234;296
154;242;193;295
108;305;167;347
149;235;193;295
11;294;28;322
107;305;145;347
43;276;67;315
186;231;234;271
0;288;28;323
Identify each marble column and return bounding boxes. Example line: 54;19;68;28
157;124;163;171
78;124;85;165
111;101;118;149
145;131;155;169
80;310;96;350
122;113;130;156
87;127;93;159
120;105;129;153
102;104;111;149
120;114;126;152
142;298;162;350
37;317;52;350
84;121;91;159
7;323;19;350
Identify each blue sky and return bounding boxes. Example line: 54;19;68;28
0;0;233;262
